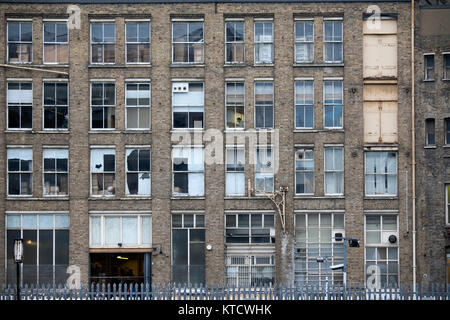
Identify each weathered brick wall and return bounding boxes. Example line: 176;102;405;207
0;1;413;286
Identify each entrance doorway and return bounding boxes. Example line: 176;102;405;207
90;253;151;286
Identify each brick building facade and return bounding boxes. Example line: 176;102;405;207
0;0;437;288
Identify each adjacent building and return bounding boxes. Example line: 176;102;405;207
0;0;443;288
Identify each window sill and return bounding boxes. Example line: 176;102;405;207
443;145;450;148
36;130;70;134
4;129;33;133
253;63;274;67
423;79;435;82
294;195;345;199
364;196;398;200
294;129;344;133
6;197;69;200
224;196;274;200
119;197;152;200
424;145;437;149
293;63;344;67
171;197;205;200
89;196;117;200
224;63;246;67
170;63;205;68
89;130;121;133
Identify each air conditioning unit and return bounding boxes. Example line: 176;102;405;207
332;229;345;243
382;231;398;245
172;82;189;93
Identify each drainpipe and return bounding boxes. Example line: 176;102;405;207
411;0;417;291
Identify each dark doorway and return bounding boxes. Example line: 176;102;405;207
90;253;151;286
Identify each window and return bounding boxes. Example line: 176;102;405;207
324;80;343;129
295;213;345;286
226;254;275;287
425;118;436;146
254;82;274;129
226;147;245;196
7;82;32;130
226;21;244;64
365;215;399;287
172;21;204;64
90;214;152;248
7;21;32;63
226;82;245;129
126;21;150;64
424;54;435;80
172;82;204;129
43;82;68;129
172;213;205;284
255;147;274;193
91;22;115;64
7;148;32;196
226;213;274;244
444;54;450;80
6;214;69;285
43;149;68;196
91;149;115;196
446;185;450;225
254;21;273;64
446;118;450;145
365;152;397;196
295;20;314;63
126;148;151;196
172;146;204;196
324;147;344;195
295;148;314;195
323;20;342;63
91;82;115;129
295;80;314;129
126;82;150;130
43;22;68;64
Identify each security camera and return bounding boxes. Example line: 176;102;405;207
330;264;344;270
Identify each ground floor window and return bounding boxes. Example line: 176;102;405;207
294;212;345;286
90;253;151;286
6;214;69;285
171;213;205;285
225;248;275;287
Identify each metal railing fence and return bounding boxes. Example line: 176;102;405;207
1;282;448;300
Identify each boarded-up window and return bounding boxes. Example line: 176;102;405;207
363;19;397;79
363;83;398;143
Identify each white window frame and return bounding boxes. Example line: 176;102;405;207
172;146;205;197
254;146;274;194
295;148;314;195
443;53;450;80
89;213;152;248
7;20;33;64
125;20;151;65
324;146;344;196
294;212;345;286
254;20;273;64
42;80;69;130
7;81;33;131
90;81;116;130
323;79;343;129
364;151;398;197
43;20;69;65
323;19;343;63
225;81;245;130
225;21;245;64
295;79;314;129
364;214;399;287
172;81;204;130
7;147;33;197
294;20;314;63
446;184;450;226
171;20;204;64
42;148;69;197
254;81;274;129
226;146;245;196
90;147;116;197
125;81;151;130
90;21;116;65
125;147;151;197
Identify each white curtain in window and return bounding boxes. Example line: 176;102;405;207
226;172;245;195
8;86;32;104
188;172;204;196
105;217;120;245
172;84;204;106
43;149;68;159
122;217;138;244
141;216;152;245
90;217;101;245
8;148;32;161
90;149;115;172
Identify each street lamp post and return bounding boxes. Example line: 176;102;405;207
14;239;23;301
